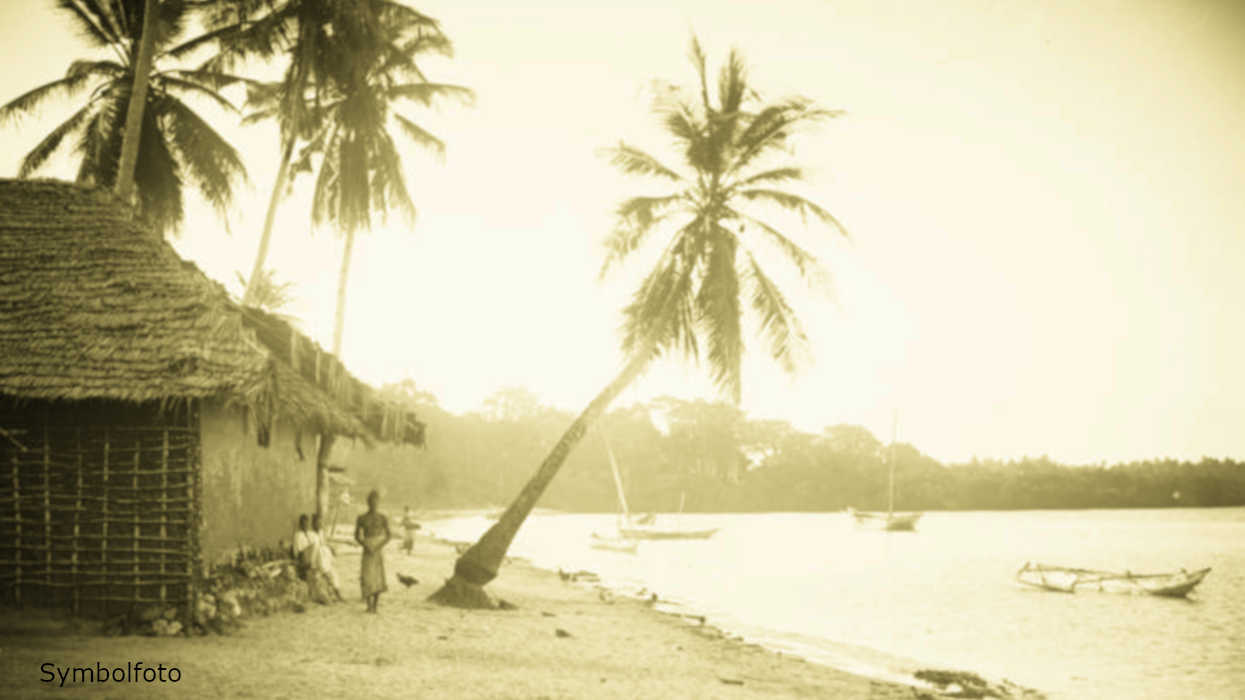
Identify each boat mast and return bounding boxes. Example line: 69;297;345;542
601;430;632;525
888;409;898;516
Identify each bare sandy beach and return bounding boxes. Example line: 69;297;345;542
0;533;932;699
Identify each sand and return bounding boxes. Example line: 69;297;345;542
0;536;926;699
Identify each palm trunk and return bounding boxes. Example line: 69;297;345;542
316;433;335;521
429;342;656;608
332;228;356;356
321;228;354;523
115;0;158;210
242;139;296;305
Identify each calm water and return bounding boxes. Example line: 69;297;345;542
428;508;1245;699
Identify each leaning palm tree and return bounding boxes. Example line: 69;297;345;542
430;37;847;608
0;0;247;238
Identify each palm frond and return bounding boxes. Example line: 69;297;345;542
369;129;416;225
742;252;809;374
17;105;93;177
687;35;711;112
334;133;371;234
393;113;445;159
67;59;127;81
377;26;453;80
724;207;827;284
197;2;299;69
73;93;125;186
599;193;686;278
738;188;848;236
157;76;240;114
695;231;743;402
386;82;475;108
617;193;686;230
165;68;264;92
132;108;184;236
241;107;280;126
621;222;703;361
55;0;123;47
160;94;249;217
732;166;803;189
161;20;241;61
731;100;843;174
373;0;441;33
310;124;342;229
0;73;97;124
717;48;749;115
602;142;683;181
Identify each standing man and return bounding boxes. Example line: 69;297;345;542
354;489;391;613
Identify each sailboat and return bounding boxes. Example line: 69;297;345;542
597;430;719;542
849;411;922;531
589;431;640;554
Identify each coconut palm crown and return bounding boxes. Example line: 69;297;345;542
600;37;847;403
290;10;471;354
0;0;247;238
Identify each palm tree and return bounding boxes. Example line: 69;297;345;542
226;3;467;515
0;0;247;238
431;37;847;608
195;0;448;306
235;267;299;320
300;10;471;355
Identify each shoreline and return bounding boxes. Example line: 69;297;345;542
422;512;1046;699
0;532;1041;698
422;529;1044;700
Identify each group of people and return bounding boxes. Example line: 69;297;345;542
295;490;422;615
292;512;344;604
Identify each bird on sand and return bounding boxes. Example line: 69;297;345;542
397;574;419;588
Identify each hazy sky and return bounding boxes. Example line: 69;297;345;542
2;0;1243;465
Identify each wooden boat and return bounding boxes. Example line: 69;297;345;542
598;431;718;543
850;411;922;532
589;532;638;554
1015;562;1211;598
618;524;719;540
847;507;922;531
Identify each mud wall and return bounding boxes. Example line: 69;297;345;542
198;401;316;562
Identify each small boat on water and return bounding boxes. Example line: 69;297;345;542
850;411;921;532
589;532;638;554
1015;562;1211;598
847;507;922;531
618;523;719;540
596;429;718;544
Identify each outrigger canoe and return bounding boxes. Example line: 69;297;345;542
1016;562;1211;598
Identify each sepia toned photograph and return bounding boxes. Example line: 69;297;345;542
0;0;1242;697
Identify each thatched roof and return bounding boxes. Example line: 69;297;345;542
0;179;422;446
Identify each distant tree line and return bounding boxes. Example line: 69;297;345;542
337;382;1245;513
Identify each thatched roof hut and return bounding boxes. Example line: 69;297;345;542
0;178;422;444
0;178;424;618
